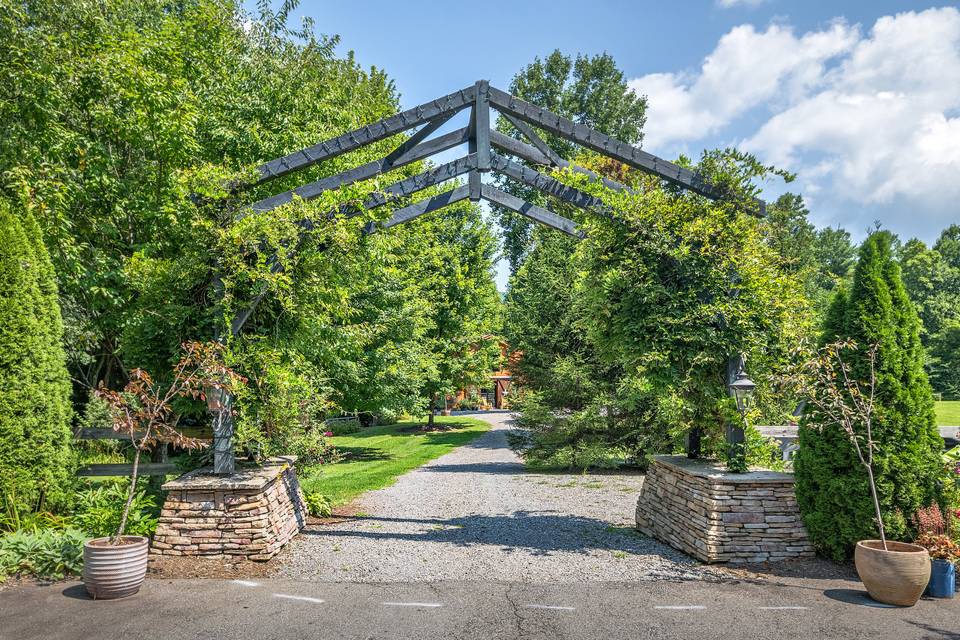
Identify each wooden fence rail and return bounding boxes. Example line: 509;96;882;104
73;428;210;478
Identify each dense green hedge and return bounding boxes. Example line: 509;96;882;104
795;231;945;560
0;199;73;512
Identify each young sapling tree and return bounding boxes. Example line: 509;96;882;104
96;342;243;544
790;340;887;549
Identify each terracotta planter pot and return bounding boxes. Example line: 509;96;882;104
854;540;930;606
83;536;149;600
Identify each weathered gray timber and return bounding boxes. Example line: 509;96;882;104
77;463;178;477
252;85;477;184
480;184;583;238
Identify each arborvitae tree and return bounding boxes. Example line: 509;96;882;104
0;199;74;512
795;231;944;560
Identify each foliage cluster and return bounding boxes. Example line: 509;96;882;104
303;492;333;518
794;232;945;560
505;146;810;469
0;528;86;581
1;0;502;514
898;226;960;398
0;197;74;515
71;482;160;539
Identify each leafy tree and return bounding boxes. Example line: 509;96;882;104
506;147;808;469
495;50;647;272
570;151;808;461
764;194;817;276
0;198;73;512
411;205;502;428
930;321;960;399
763;193;841;319
899;238;960;340
934;224;960;270
794;231;945;560
503;233;587;400
813;226;858;284
0;0;397;391
897;234;960;396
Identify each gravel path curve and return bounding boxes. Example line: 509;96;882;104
277;413;724;583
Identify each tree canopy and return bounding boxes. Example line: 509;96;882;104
493;50;647;273
1;0;502;465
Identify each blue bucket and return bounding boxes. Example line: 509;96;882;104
928;559;956;598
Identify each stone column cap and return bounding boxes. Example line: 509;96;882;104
162;456;298;491
651;454;795;484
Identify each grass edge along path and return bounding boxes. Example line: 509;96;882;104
299;416;491;506
936;400;960;426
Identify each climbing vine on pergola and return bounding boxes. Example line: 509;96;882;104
207;80;765;473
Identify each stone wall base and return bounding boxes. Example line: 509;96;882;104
636;455;815;563
151;457;306;561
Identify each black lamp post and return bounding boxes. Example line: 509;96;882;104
726;357;755;469
729;368;756;416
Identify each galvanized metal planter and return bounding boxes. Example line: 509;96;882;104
83;536;149;600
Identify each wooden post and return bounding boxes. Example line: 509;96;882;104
210;386;235;475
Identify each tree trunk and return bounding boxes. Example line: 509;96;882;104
426;393;437;429
113;448;141;545
863;463;887;549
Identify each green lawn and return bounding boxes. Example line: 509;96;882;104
935;401;960;426
299;416;491;506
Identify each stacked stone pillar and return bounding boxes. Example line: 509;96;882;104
151;457;306;561
635;455;814;563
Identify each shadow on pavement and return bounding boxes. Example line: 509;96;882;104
300;510;702;563
904;620;960;640
61;583;92;600
420;461;524;474
823;588;902;608
727;557;858;582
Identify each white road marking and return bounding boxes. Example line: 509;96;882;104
654;605;706;610
758;606;809;610
383;602;444;608
525;604;576;611
273;593;324;604
232;580;260;587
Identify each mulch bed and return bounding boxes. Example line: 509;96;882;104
715;557;858;583
147;555;276;580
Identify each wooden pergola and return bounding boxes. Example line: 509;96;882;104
209;80;764;473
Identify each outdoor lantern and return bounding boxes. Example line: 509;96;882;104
729;369;756;415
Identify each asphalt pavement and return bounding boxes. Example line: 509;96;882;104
2;575;958;640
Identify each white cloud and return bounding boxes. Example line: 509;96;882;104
629;7;960;240
629;22;858;148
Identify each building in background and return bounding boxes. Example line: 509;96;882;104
448;340;519;410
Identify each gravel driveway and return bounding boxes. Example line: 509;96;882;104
277;413;723;583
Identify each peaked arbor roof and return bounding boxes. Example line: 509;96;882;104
227;79;766;336
208;80;767;474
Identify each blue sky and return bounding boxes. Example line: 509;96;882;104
261;1;960;287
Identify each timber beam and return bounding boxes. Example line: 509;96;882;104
488;86;718;198
247;127;471;214
480;184;583;238
253;84;476;184
365;185;472;233
490;130;630;194
490;153;610;219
